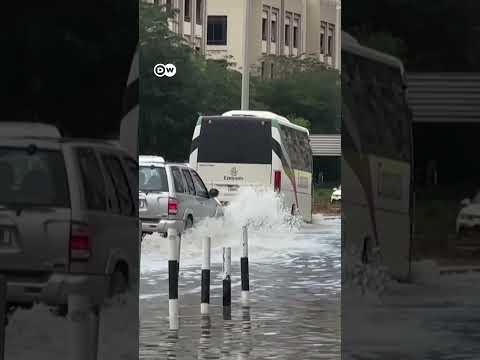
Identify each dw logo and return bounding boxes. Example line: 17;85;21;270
154;63;177;78
230;167;238;177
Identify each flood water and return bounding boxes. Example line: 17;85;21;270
139;189;341;359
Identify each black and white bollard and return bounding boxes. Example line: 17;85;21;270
89;305;100;360
201;237;211;315
222;247;231;310
177;232;182;276
168;228;179;330
241;226;250;305
0;275;6;360
68;295;94;360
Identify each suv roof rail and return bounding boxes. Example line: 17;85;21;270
0;122;61;138
139;155;166;165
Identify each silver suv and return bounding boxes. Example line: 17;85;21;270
139;156;222;237
0;123;139;312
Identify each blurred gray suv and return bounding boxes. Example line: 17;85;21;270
0;123;139;313
139;156;223;237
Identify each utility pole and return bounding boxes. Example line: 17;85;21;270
241;0;251;110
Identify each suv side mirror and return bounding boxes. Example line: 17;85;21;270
209;188;219;198
461;198;471;207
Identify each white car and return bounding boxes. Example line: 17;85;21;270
330;186;341;203
456;191;480;240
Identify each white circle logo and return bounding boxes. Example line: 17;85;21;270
154;63;176;78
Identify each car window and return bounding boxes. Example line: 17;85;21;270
0;147;70;207
76;147;107;211
101;153;135;216
182;169;196;195
139;166;169;192
191;170;209;198
171;167;187;193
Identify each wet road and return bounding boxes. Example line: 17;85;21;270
140;215;341;359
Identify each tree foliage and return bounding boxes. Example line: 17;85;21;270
343;0;480;71
140;3;340;160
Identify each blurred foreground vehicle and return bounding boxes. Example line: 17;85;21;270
0;123;139;314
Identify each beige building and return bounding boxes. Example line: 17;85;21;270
147;0;340;72
306;0;341;69
146;0;208;54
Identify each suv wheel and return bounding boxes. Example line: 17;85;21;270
185;216;193;230
109;266;128;298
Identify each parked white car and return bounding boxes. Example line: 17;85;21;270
456;191;480;240
331;185;341;203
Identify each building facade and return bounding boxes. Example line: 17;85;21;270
146;0;208;54
147;0;341;72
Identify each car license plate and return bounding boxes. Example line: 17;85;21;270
228;186;239;192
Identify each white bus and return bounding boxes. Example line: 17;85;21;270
342;32;414;281
189;110;313;222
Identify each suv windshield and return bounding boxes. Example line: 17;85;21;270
0;147;70;207
139;166;168;192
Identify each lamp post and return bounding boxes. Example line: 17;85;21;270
241;0;251;110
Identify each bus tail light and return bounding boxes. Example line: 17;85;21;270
274;171;282;192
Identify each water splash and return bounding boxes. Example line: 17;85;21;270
343;244;393;299
141;187;306;271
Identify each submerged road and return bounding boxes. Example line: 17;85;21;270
140;215;341;359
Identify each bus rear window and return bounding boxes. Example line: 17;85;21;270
197;117;272;164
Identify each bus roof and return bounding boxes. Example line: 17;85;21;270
342;31;405;77
220;110;310;135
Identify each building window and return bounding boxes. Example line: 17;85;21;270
270;63;275;79
293;15;301;50
207;16;227;45
261;62;265;79
262;18;267;41
271;19;277;43
196;0;202;25
285;24;290;46
320;23;326;54
184;0;191;22
327;26;334;56
293;26;298;48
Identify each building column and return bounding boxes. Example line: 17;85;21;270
201;0;207;55
178;0;184;37
191;0;196;46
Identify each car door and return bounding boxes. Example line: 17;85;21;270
190;169;215;218
181;167;200;220
170;166;189;222
98;151;137;277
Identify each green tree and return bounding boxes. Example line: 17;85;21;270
139;2;241;160
252;65;340;134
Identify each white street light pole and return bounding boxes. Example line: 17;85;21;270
241;0;251;110
335;0;341;71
